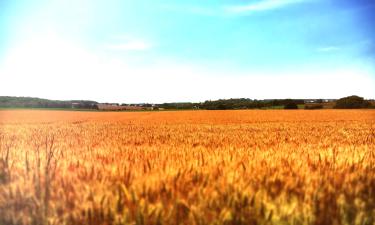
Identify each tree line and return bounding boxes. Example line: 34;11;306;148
156;96;374;110
0;96;98;109
1;95;373;110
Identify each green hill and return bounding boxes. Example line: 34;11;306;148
0;96;98;109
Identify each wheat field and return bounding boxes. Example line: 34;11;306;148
0;110;374;225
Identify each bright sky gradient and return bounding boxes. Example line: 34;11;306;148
1;0;374;103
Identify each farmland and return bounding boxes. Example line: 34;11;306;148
0;110;374;225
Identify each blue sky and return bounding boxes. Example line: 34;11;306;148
0;0;374;103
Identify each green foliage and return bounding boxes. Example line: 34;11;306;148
156;102;200;110
201;99;304;110
334;96;370;109
155;99;307;110
0;96;98;110
284;100;299;109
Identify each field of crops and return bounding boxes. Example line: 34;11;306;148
0;110;374;225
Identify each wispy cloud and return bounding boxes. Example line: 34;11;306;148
105;35;152;51
106;40;151;51
316;46;341;52
162;1;311;16
225;0;308;13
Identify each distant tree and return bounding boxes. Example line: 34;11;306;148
284;101;298;109
334;95;370;109
217;104;228;110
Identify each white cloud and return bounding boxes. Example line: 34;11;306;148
0;32;374;103
106;40;151;51
161;1;312;16
225;0;308;13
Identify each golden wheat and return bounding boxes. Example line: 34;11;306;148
0;110;374;225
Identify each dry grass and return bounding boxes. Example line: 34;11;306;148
0;110;374;225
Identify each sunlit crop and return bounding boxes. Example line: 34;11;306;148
0;110;374;225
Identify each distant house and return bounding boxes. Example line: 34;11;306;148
304;99;336;104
